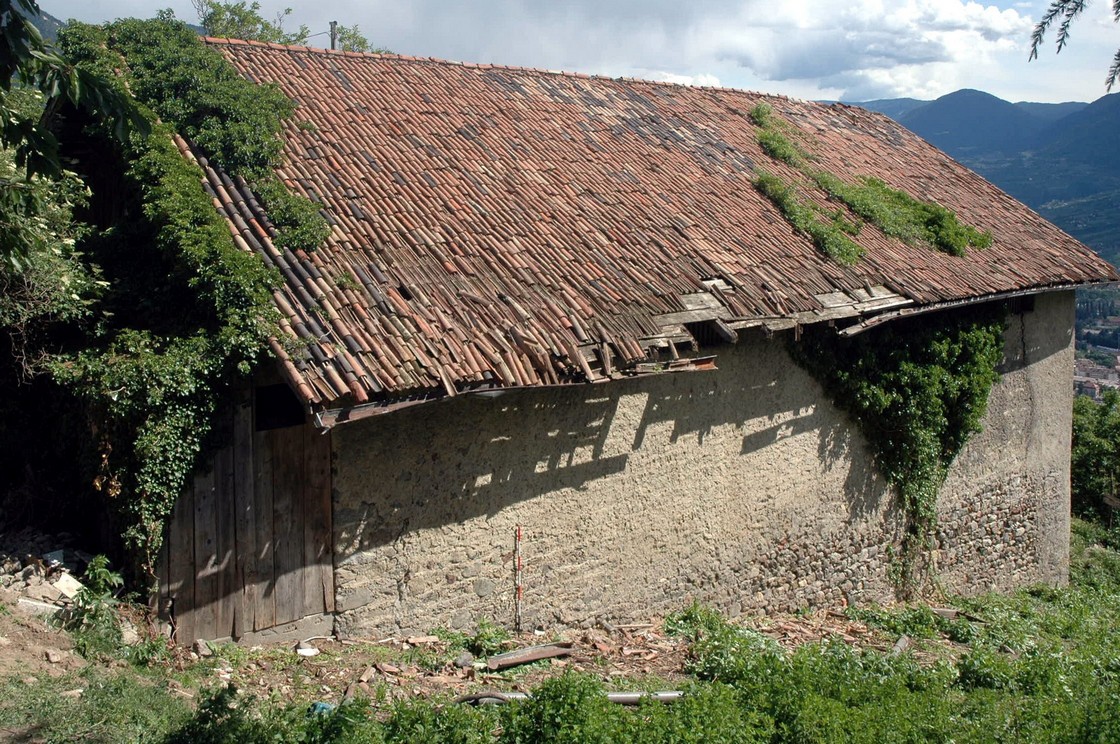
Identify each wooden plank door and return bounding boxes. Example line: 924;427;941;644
160;391;333;644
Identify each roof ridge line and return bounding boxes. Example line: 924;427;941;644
201;36;809;102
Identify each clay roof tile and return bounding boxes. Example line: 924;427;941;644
193;39;1117;409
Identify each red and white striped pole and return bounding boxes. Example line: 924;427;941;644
514;524;523;632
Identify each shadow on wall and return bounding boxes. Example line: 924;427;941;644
333;332;885;556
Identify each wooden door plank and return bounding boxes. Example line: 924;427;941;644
271;425;304;625
192;460;219;640
303;426;333;614
253;426;276;631
213;440;237;640
233;390;256;639
166;485;196;644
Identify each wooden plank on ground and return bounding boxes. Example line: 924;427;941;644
192;460;219;640
303;425;334;614
253;426;276;631
166;486;195;643
271;425;305;625
233;390;257;638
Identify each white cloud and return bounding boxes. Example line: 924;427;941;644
644;71;723;87
40;0;1119;102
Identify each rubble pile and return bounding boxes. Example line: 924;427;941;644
0;529;92;616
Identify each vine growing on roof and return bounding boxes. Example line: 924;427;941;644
748;103;992;264
789;306;1005;596
41;15;328;580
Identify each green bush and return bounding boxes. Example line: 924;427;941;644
499;672;621;744
467;618;512;658
664;601;727;641
616;684;773;744
164;687;384;744
386;697;494;743
847;604;978;643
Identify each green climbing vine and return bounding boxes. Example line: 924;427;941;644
789;306;1006;595
748;103;993;261
41;17;327;579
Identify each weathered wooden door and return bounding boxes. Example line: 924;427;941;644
159;389;334;643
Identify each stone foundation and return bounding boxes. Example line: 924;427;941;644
331;292;1074;636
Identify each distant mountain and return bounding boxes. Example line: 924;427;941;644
1034;93;1120;172
1014;100;1088;123
897;89;1046;156
848;90;1119;267
851;97;928;120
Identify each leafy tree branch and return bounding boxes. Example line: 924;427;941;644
192;0;310;44
1031;0;1120;91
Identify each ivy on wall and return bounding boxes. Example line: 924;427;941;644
789;306;1006;594
748;103;993;263
45;17;326;579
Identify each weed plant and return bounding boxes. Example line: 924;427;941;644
57;555;125;659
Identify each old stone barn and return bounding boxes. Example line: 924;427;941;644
157;39;1117;643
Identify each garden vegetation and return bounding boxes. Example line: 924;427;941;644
3;517;1118;742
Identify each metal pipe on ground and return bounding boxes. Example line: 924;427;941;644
456;691;685;706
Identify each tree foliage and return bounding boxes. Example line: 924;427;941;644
0;0;145;269
192;0;309;44
1031;0;1120;91
1072;390;1120;516
0;104;102;378
40;15;331;576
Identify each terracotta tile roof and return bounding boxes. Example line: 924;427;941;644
193;38;1118;411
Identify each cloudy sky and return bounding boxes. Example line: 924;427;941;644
43;0;1120;103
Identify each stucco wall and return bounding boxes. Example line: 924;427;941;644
937;291;1074;593
331;292;1074;636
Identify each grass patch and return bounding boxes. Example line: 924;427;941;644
0;667;192;743
749;102;992;260
812;172;993;256
753;170;865;266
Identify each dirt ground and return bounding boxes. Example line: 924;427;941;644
0;593;86;684
0;588;905;708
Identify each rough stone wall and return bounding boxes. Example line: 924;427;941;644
331;292;1074;636
936;290;1074;594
